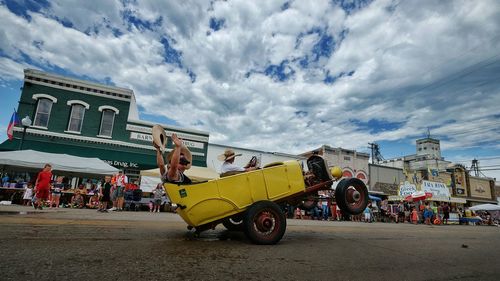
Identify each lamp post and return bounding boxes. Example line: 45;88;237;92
19;116;32;150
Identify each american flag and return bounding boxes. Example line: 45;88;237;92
7;111;20;140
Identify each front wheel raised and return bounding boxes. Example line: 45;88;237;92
335;178;369;215
244;201;286;245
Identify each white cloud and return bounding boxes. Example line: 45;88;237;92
0;0;499;160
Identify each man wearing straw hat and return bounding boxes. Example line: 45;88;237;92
218;149;257;174
155;133;192;184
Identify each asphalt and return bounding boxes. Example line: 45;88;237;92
0;204;499;281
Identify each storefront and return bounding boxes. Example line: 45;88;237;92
0;69;209;183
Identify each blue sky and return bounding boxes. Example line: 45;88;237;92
0;0;499;180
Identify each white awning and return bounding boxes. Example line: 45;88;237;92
0;150;118;175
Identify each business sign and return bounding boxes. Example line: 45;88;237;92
126;124;209;142
398;181;417;197
421;180;450;199
103;160;139;169
130;132;153;142
130;132;204;149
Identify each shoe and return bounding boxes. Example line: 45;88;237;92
156;210;160;213
102;209;108;213
38;206;43;210
109;207;116;211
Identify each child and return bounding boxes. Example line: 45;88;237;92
22;183;34;206
411;207;418;225
50;176;64;209
98;176;112;212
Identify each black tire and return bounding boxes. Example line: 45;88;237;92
244;201;287;245
335;178;368;215
222;215;244;231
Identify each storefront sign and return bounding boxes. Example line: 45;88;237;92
421;180;450;199
104;160;139;169
398;181;417;197
126;124;209;142
130;132;153;142
130;132;204;149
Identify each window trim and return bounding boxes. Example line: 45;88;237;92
33;98;53;128
67;100;90;109
32;93;58;103
98;105;119;114
66;104;86;133
98;109;115;137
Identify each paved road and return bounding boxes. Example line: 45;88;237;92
0;205;499;281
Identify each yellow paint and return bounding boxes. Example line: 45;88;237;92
164;160;306;227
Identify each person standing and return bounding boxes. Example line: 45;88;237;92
34;164;52;210
411;207;419;224
153;183;164;213
442;202;450;225
98;176;112;212
50;176;64;209
364;204;372;223
22;183;34;206
114;170;128;211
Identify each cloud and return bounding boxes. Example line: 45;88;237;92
0;0;499;159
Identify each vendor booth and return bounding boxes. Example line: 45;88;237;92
0;150;118;176
0;150;118;203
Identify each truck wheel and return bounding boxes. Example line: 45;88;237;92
335;178;368;215
222;215;244;231
244;201;286;245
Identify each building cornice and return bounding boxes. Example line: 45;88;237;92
24;69;133;102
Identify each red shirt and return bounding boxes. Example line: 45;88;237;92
36;170;52;190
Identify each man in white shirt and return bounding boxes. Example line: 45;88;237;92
114;170;128;211
219;149;257;174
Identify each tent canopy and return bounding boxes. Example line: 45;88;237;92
470;204;500;211
0;150;118;176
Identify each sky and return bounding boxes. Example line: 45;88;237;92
0;0;499;180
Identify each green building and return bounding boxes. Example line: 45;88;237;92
0;69;209;182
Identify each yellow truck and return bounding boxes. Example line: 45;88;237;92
163;155;368;245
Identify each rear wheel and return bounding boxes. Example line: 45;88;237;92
244;201;286;245
335;178;368;215
222;215;244;231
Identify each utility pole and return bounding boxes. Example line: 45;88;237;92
471;159;480;177
368;143;384;164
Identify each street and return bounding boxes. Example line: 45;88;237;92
0;205;498;281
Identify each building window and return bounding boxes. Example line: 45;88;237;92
33;98;53;127
344;156;351;161
99;110;115;137
67;104;85;132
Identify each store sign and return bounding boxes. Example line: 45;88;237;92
455;187;465;195
421;180;450;199
126;124;209;142
398;181;417;197
104;160;139;169
130;132;204;149
130;132;154;142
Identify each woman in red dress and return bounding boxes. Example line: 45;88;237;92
35;163;52;210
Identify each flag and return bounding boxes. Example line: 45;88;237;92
7;111;20;140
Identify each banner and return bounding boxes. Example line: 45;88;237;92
421;180;450;200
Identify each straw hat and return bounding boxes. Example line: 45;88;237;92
217;149;242;162
167;146;192;170
152;124;167;152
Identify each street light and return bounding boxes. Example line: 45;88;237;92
19;116;32;150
